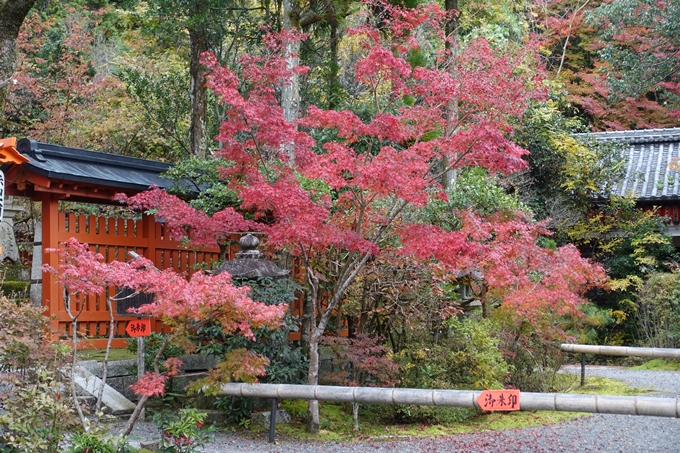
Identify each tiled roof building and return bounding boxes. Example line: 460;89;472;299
584;127;680;244
587;128;680;202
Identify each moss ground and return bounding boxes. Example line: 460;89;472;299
632;359;680;371
78;348;137;362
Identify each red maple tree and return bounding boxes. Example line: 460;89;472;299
116;1;609;431
43;237;286;434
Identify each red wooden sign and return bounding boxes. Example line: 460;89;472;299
476;389;520;411
126;318;151;337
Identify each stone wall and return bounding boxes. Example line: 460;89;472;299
79;354;220;401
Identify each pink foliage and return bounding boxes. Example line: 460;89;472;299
163;357;184;377
130;270;286;339
401;211;607;320
129;372;168;397
43;237;287;395
188;25;545;259
115;187;256;248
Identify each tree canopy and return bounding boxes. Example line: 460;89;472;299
3;0;680;435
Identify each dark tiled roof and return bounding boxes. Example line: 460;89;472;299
16;138;174;191
584;128;680;202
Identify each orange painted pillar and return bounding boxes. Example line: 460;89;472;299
40;193;63;336
142;214;156;264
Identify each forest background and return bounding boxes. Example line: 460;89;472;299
1;0;680;437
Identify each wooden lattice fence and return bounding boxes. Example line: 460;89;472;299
45;210;221;349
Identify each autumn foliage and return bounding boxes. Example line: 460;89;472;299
43;238;287;397
109;3;607;423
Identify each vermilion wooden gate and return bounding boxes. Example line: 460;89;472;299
2;138;306;349
42;197;221;348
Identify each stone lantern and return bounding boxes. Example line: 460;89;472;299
210;233;290;279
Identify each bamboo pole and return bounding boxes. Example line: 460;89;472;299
561;344;680;359
213;383;680;418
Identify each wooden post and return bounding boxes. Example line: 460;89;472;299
138;336;145;420
269;398;278;443
581;352;586;387
41;194;61;335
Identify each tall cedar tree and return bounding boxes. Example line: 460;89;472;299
0;0;36;119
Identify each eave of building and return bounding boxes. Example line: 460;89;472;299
1;138;177;203
581;127;680;204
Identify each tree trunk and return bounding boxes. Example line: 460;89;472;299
307;333;320;432
300;295;312;355
0;0;36;115
327;18;340;110
95;296;116;415
305;254;371;433
281;35;301;125
188;0;209;158
442;0;459;190
303;270;319;432
282;0;301;153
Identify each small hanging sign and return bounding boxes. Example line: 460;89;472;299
126;318;151;337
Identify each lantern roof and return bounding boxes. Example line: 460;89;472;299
210;234;290;278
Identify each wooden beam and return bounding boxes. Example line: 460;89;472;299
30;182;118;201
4;165;51;189
0;137;30;164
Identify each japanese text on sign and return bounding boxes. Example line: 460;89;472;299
476;389;520;411
126;318;151;337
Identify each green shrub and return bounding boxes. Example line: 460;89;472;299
394;317;508;391
444;317;509;389
0;298;78;452
636;273;680;348
213;396;254;425
152;407;214;453
389;316;507;424
0;281;29;295
65;432;121;453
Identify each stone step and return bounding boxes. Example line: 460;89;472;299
72;366;136;415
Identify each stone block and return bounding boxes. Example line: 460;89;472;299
72;366;136;415
139;440;159;450
250;410;291;427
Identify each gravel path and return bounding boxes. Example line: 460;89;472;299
120;367;680;452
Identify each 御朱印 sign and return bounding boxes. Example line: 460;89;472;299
476;389;520;411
